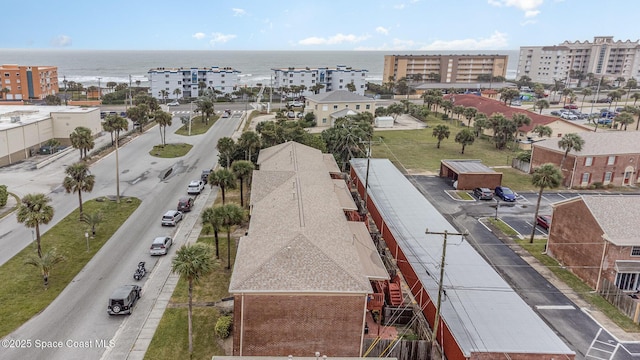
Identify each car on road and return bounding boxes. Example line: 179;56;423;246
221;109;231;118
288;101;304;107
187;180;205;195
592;97;611;103
536;215;552;230
177;196;194;212
107;285;141;315
201;169;211;184
150;236;173;256
473;187;494;200
495;186;517;202
563;104;578;109
161;210;183;226
167;101;180;106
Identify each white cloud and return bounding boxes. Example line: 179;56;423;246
298;33;370;46
51;35;72;47
488;0;543;16
420;31;509;50
209;32;237;46
232;8;246;16
376;26;389;35
393;4;406;9
192;32;206;40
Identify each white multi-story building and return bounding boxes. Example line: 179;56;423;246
147;66;241;100
517;36;640;86
272;65;368;97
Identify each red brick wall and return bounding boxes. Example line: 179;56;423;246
233;294;366;356
531;146;576;187
457;173;502;190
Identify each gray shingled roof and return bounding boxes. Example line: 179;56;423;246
307;90;375;103
331;108;360;118
533;131;640;156
581;195;640;246
350;158;574;357
229;142;375;293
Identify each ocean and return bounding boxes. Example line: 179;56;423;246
0;49;519;87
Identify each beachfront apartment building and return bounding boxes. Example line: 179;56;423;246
147;66;241;100
272;65;368;97
382;54;508;84
0;64;59;101
516;36;640;86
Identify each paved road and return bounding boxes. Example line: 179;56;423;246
0;113;240;360
408;175;640;359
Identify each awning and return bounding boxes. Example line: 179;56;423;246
347;221;389;281
615;260;640;273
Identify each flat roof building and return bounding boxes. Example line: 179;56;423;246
272;65;368;97
147;66;240;101
0;64;59;101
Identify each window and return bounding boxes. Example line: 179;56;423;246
616;272;639;291
333;105;338;110
632;247;640;256
604;172;612;183
608;156;616;165
165;81;169;84
165;75;169;78
585;157;593;166
581;173;590;183
356;105;361;110
322;118;327;124
366;104;371;110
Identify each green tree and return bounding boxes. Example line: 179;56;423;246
17;193;54;259
558;133;585;171
201;207;222;259
81;211;102;237
346;82;356;92
452;105;465;120
454;128;475;154
321;117;372;170
24;248;65;287
616;111;634;130
0;184;7;207
69;126;94;160
63;162;95;218
529;164;562;243
499;88;520;105
511;113;532;147
217;137;237;168
127;104;150;132
463;107;478;126
631;92;640;107
44;95;62;105
473;114;488;137
208;168;236;204
172;88;182;100
158;89;169;104
580;88;592;113
534;99;549;114
231;160;255;207
488;113;516;150
215;204;245;270
441;100;454;118
195;96;215;125
432;124;450;148
171;243;213;354
532;125;553;138
153;110;172;146
237;131;261;162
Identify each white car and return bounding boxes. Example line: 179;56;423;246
560;113;578;120
187;180;205;195
288;101;304;107
150;236;173;256
167;101;180;106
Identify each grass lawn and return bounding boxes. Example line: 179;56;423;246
516;239;640;332
371;115;536;191
175;115;218;136
150;143;193;158
0;197;141;337
487;218;519;237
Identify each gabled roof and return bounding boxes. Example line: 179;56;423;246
230;141;377;294
580;195;640;246
307;90;375;103
444;94;591;133
533;131;640;156
331;108;359;118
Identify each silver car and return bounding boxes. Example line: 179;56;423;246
150;236;173;256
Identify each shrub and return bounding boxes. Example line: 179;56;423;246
0;185;7;207
441;113;448;120
515;151;531;162
592;182;604;189
215;315;233;339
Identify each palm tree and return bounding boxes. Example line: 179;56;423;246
216;204;245;270
580;88;592;113
217;137;236;168
63;162;95;219
171;243;213;354
532;125;553;138
154;110;172;146
17;193;54;259
196;97;215;125
432;124;450;148
238;131;261;162
201;207;222;259
441;100;454;118
534;99;550;114
561;88;573;107
511;113;531;148
631;92;640;107
452;105;465;120
69;126;94;160
208;168;236;204
127;104;150;132
558;133;585;172
529;164;562;243
615;112;634;130
346;82;356;92
473;114;488;137
463;107;478;126
24;248;65;287
158;89;169;104
231;160;255;207
81;211;102;237
173;88;182;100
454;129;475;154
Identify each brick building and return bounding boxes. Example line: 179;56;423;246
548;195;640;292
531;131;640;188
229;141;388;356
0;64;59;100
439;160;502;190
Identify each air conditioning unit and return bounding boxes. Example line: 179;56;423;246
10;116;20;123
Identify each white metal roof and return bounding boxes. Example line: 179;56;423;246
350;158;574;356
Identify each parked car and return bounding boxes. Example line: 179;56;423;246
473;187;493;200
511;100;522;106
177;197;194;212
592;97;612;103
560;113;578;120
107;285;141;315
550;111;561;116
150;236;173;256
597;118;612;125
161;210;183;226
288;101;304;107
536;215;552;230
187;180;205;195
201;169;211;184
167;101;180;106
494;186;517;202
563;104;578;109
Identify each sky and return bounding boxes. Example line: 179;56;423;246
1;0;637;51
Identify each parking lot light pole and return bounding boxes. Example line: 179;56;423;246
85;232;89;252
494;198;500;220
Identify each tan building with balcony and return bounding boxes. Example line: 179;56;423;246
305;90;376;129
383;54;508;84
0;64;59;101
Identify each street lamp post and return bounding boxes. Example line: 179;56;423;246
97;77;101;101
85;231;89;252
494;198;500;219
63;76;68;106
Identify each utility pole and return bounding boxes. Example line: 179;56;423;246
115;128;120;204
425;228;468;359
97;77;101;101
128;74;133;108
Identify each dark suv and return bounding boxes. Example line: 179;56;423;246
107;285;141;315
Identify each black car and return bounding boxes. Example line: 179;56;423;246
473;187;493;200
107;285;141;315
550;111;561;116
